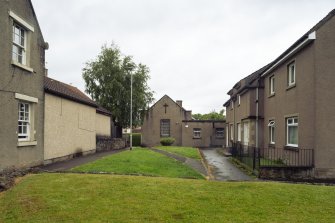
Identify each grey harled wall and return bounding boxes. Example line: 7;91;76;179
0;0;46;170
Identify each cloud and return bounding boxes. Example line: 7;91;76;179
32;0;334;113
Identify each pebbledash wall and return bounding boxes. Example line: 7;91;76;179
44;94;97;164
142;95;225;148
0;0;47;170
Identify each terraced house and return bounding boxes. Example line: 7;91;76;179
225;9;335;180
0;0;48;170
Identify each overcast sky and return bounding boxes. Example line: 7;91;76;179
32;0;334;114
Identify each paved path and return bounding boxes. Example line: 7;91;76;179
201;148;253;181
150;148;208;177
40;148;128;171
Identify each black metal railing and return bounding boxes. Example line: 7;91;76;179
231;142;314;171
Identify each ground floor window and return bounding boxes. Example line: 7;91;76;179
215;128;224;138
18;102;31;141
193;128;201;139
286;117;298;147
268;120;275;144
160;119;170;137
230;124;234;140
243;122;249;145
237;123;241;141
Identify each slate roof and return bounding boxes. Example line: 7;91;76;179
44;77;97;107
96;106;112;116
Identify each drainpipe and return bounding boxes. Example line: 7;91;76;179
255;81;259;149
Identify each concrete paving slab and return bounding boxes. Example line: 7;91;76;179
201;148;253;181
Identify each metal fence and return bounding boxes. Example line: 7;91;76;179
231;143;314;171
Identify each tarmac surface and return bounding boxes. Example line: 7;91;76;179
201;148;253;181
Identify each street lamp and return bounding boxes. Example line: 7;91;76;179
130;70;133;150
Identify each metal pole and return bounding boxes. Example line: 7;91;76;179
130;71;133;150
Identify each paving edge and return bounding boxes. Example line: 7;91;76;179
198;149;215;180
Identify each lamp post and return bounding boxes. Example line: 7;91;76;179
130;70;133;150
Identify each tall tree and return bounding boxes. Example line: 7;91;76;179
83;44;154;127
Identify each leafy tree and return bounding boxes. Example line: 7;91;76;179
192;109;225;120
83;44;154;127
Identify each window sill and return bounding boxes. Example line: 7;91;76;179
284;145;299;151
12;61;34;73
17;141;37;147
268;93;275;98
268;143;275;148
193;137;201;139
286;84;296;91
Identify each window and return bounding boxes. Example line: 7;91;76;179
286;117;298;147
193;128;201;139
288;62;296;86
237;123;241;141
12;23;26;65
270;76;275;95
230;124;234;140
243;122;249;145
268;120;275;144
18;102;30;141
238;95;241;105
231;101;234;109
160;119;170;137
215;128;224;138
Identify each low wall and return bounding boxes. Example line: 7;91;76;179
259;167;315;180
0;167;39;192
96;136;126;152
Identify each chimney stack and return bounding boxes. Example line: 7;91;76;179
176;100;183;107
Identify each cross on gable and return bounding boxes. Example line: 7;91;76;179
163;103;168;114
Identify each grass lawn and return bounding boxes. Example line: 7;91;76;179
155;146;201;160
1;174;335;223
71;148;203;179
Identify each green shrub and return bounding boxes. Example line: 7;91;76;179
160;137;175;146
132;133;142;146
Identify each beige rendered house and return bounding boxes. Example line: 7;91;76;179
224;9;335;179
0;0;48;170
44;77;112;164
142;95;225;147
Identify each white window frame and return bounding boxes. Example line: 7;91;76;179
9;11;34;72
12;23;27;65
230;124;234;140
231;101;234;109
286;117;298;147
18;102;31;141
243;122;249;146
238;95;241;105
215;128;224;138
268;120;275;144
193;128;201;139
270;75;275;95
288;62;296;86
237;123;241;141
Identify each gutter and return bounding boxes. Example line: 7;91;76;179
261;31;316;77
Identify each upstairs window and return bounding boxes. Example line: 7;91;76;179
270;76;275;95
12;23;27;65
268;120;275;144
238;95;241;105
286;117;298;147
215;128;224;138
193;128;201;139
160;119;170;137
288;62;296;86
230;124;234;140
18;102;30;141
